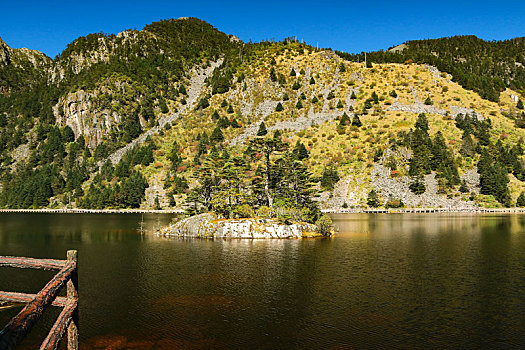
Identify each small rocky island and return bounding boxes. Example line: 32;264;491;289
156;213;329;239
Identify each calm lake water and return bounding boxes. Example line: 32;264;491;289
0;213;524;349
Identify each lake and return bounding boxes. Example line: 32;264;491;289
1;213;524;349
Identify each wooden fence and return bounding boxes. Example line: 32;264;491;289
0;250;78;350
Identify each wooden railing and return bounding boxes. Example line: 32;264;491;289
0;250;78;350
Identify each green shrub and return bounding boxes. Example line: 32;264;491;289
233;204;255;218
274;202;311;222
256;206;273;218
385;198;404;208
316;214;333;236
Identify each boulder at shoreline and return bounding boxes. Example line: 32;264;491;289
156;213;322;239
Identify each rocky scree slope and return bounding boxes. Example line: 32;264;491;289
1;22;525;210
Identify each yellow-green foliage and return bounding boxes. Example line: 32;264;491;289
143;44;525;208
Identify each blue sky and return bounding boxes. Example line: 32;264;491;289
1;1;524;58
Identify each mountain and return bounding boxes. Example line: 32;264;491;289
0;36;51;94
336;35;525;102
0;19;524;211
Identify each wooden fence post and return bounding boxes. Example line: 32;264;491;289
66;250;78;350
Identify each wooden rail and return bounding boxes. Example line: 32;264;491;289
0;250;78;350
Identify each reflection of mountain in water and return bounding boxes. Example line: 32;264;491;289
0;213;524;349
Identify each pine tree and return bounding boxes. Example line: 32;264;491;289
296;100;303;109
477;122;491;146
278;73;286;85
257;122;267;136
389;90;398;98
231;118;241;128
517;192;525;207
478;151;511;206
424;97;433;105
273;151;316;210
293;141;309;160
310;77;315;84
221;99;228;108
431;131;448;170
275;102;284;112
249;136;288;208
371;91;379;104
367;190;381;208
212;110;220;120
227;105;234;113
311;96;319;103
409;115;433;177
327;91;335;100
340;112;351;125
197;132;209;156
290;68;296;76
218;117;230;129
415;113;429;132
283;92;289;101
517;99;524;110
320;165;340;191
339;62;346;72
460;133;475;158
270;67;277;82
409;176;426;194
350;91;357;99
459;180;469;193
154;196;161;210
210;127;224;143
61;126;75;143
351;114;362;127
336;100;344;108
292;81;301;90
196;97;210;110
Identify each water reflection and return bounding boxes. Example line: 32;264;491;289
0;213;524;349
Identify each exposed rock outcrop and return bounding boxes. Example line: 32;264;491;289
102;58;223;166
54;89;120;148
371;164;478;208
156;213;319;239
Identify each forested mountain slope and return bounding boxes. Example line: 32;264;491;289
1;20;524;210
336;35;525;102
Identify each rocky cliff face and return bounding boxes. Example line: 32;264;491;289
0;37;11;65
51;29;161;82
156;213;320;239
53;90;121;148
0;36;52;95
0;37;51;69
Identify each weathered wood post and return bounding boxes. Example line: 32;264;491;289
66;250;78;350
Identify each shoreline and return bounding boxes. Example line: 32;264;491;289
0;208;183;214
322;207;525;214
0;207;524;214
